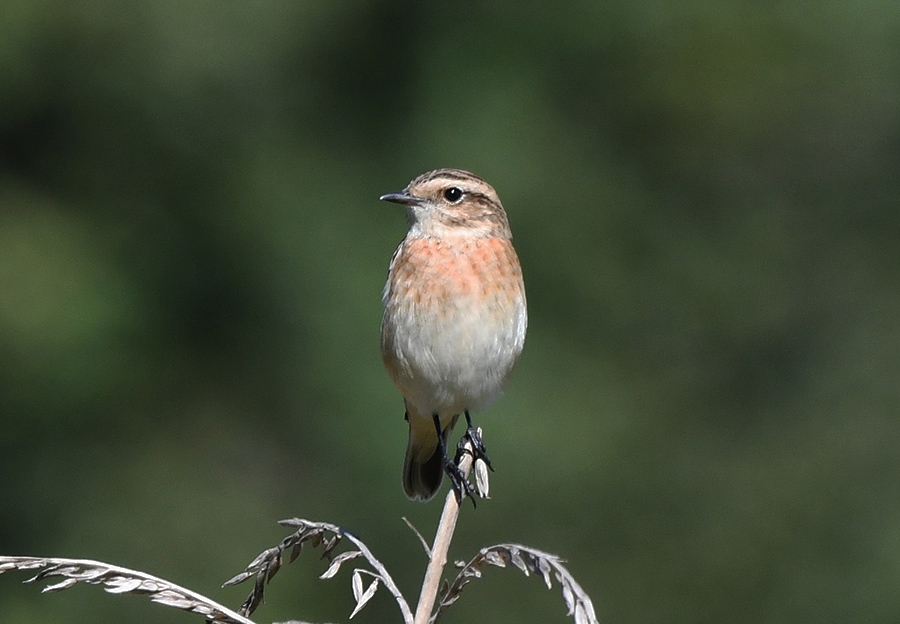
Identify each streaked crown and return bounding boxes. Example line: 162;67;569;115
380;168;512;238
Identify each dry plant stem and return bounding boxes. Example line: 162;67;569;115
413;447;475;624
0;556;257;624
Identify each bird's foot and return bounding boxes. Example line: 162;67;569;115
455;412;494;472
431;412;477;507
443;453;476;507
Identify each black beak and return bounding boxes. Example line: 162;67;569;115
379;190;420;206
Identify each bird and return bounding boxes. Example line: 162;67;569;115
379;168;527;503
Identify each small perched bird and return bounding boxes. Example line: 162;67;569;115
379;169;527;502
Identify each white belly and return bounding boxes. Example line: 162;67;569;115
383;294;527;416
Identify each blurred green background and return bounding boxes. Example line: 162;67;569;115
2;1;899;623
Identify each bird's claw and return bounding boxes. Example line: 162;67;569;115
443;454;477;507
456;426;494;472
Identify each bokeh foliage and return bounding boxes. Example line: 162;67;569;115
2;1;899;623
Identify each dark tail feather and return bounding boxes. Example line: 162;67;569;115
402;443;445;502
402;418;455;502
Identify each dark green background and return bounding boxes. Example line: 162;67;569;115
2;2;898;623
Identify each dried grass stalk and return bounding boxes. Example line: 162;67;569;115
412;441;475;624
224;518;413;624
0;556;256;624
433;544;600;624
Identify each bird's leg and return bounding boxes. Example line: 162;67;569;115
433;413;476;506
456;410;494;472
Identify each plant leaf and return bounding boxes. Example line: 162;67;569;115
320;551;362;580
349;577;378;619
474;458;490;499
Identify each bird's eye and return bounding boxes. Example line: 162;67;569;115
443;187;463;203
